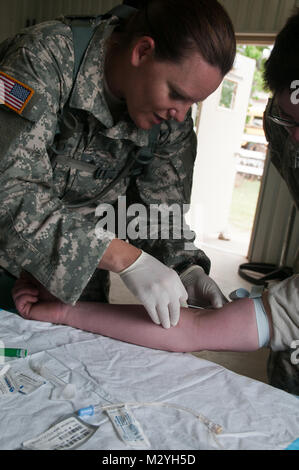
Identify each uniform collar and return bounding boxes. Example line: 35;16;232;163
69;16;149;147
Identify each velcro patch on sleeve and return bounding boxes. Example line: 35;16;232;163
0;71;34;114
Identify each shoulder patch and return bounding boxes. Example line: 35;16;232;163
0;71;34;114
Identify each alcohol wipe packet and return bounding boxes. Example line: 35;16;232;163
0;364;46;396
0;365;18;395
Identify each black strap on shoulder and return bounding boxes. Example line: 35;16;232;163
67;4;137;81
104;4;137;20
70;22;96;81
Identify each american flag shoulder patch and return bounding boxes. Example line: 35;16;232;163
0;71;34;114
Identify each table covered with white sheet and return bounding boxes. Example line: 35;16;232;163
0;307;298;451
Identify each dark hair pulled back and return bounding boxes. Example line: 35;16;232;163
121;0;236;76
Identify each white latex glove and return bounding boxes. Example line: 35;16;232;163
180;265;228;308
119;251;188;329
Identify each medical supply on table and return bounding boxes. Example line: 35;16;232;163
22;414;98;450
23;399;223;450
105;405;150;448
29;350;117;406
77;401;223;436
0;364;17;394
0;347;28;358
77;404;102;417
0;364;45;395
32;364;76;400
78;404;151;447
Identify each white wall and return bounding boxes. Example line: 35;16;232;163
189;53;255;239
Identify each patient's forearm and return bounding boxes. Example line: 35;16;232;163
25;298;264;353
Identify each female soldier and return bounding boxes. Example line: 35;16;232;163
0;0;235;329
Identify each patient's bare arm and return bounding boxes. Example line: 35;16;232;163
12;271;66;322
11;274;271;353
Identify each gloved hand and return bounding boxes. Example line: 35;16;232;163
119;251;188;329
180;265;228;308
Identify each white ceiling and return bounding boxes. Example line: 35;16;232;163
220;0;297;33
0;0;298;43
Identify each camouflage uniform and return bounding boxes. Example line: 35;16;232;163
264;99;299;395
0;15;210;305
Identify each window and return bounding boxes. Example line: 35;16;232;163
219;79;238;110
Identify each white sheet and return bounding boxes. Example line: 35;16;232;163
0;307;298;450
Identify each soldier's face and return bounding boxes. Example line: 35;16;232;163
125;37;223;130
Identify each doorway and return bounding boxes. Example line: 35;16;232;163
188;44;272;258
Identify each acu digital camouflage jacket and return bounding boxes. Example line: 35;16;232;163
0;15;210;304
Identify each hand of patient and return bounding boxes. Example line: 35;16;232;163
12;271;58;317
